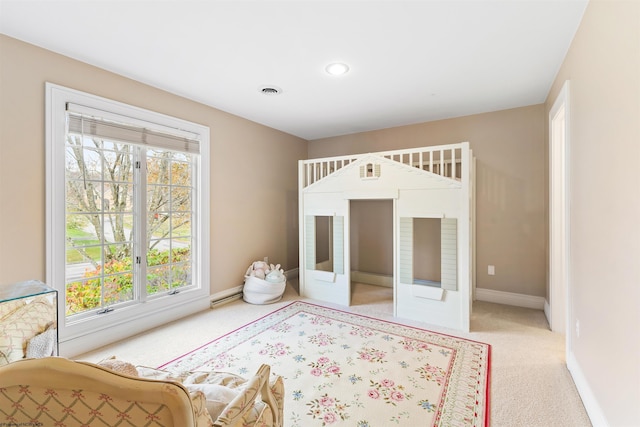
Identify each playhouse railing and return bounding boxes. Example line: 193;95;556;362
301;142;467;188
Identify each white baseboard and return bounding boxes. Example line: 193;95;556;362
543;299;551;325
351;271;393;287
475;287;545;310
567;351;609;427
285;267;299;280
210;285;243;307
308;273;544;311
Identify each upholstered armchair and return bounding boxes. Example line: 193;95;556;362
0;357;283;427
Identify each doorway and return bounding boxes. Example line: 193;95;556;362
349;200;394;311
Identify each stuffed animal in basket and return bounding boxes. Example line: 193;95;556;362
266;268;285;283
245;260;270;280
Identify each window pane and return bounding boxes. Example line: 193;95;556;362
103;272;134;305
66;213;100;245
65;259;100;286
104;182;134;212
146;244;191;295
147;243;170;266
65;146;103;181
103;214;134;244
147;266;171;295
65;137;136;316
104;243;133;265
171;160;192;185
66;180;103;212
171;263;191;288
172;213;191;236
171;240;191;259
147;154;171;185
148;185;171;215
66;213;102;274
148;216;169;240
172;186;192;211
144;147;194;296
102;144;134;183
65;279;101;315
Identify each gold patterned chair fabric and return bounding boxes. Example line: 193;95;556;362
0;357;283;427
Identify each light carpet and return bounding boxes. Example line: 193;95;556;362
160;301;490;427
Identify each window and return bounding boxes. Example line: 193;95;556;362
46;84;210;346
399;217;457;291
304;215;344;275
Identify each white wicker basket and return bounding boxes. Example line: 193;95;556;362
243;275;286;305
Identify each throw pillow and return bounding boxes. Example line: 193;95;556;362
184;383;240;421
26;327;57;358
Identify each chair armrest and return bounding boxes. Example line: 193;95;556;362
268;374;284;427
189;389;216;427
213;364;279;427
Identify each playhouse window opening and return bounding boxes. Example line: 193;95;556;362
315;216;334;272
413;218;442;287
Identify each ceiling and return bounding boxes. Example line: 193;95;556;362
0;1;588;140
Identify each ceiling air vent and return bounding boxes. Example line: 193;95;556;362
260;86;282;95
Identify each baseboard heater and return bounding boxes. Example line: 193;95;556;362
210;292;243;308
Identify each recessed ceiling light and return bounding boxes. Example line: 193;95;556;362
325;62;350;76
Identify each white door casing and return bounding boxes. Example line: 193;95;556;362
549;80;570;343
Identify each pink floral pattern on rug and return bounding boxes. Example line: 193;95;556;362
161;302;490;427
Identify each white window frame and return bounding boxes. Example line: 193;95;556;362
46;83;210;356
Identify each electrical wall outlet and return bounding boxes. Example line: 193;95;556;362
488;265;495;275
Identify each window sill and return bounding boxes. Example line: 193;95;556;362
59;290;210;357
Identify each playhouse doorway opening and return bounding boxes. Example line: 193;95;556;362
349;199;394;309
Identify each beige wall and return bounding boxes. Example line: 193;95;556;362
0;35;307;295
350;200;393;275
545;1;640;425
310;104;547;297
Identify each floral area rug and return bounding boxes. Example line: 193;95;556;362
160;301;490;427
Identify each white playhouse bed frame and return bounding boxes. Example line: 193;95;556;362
298;142;475;331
